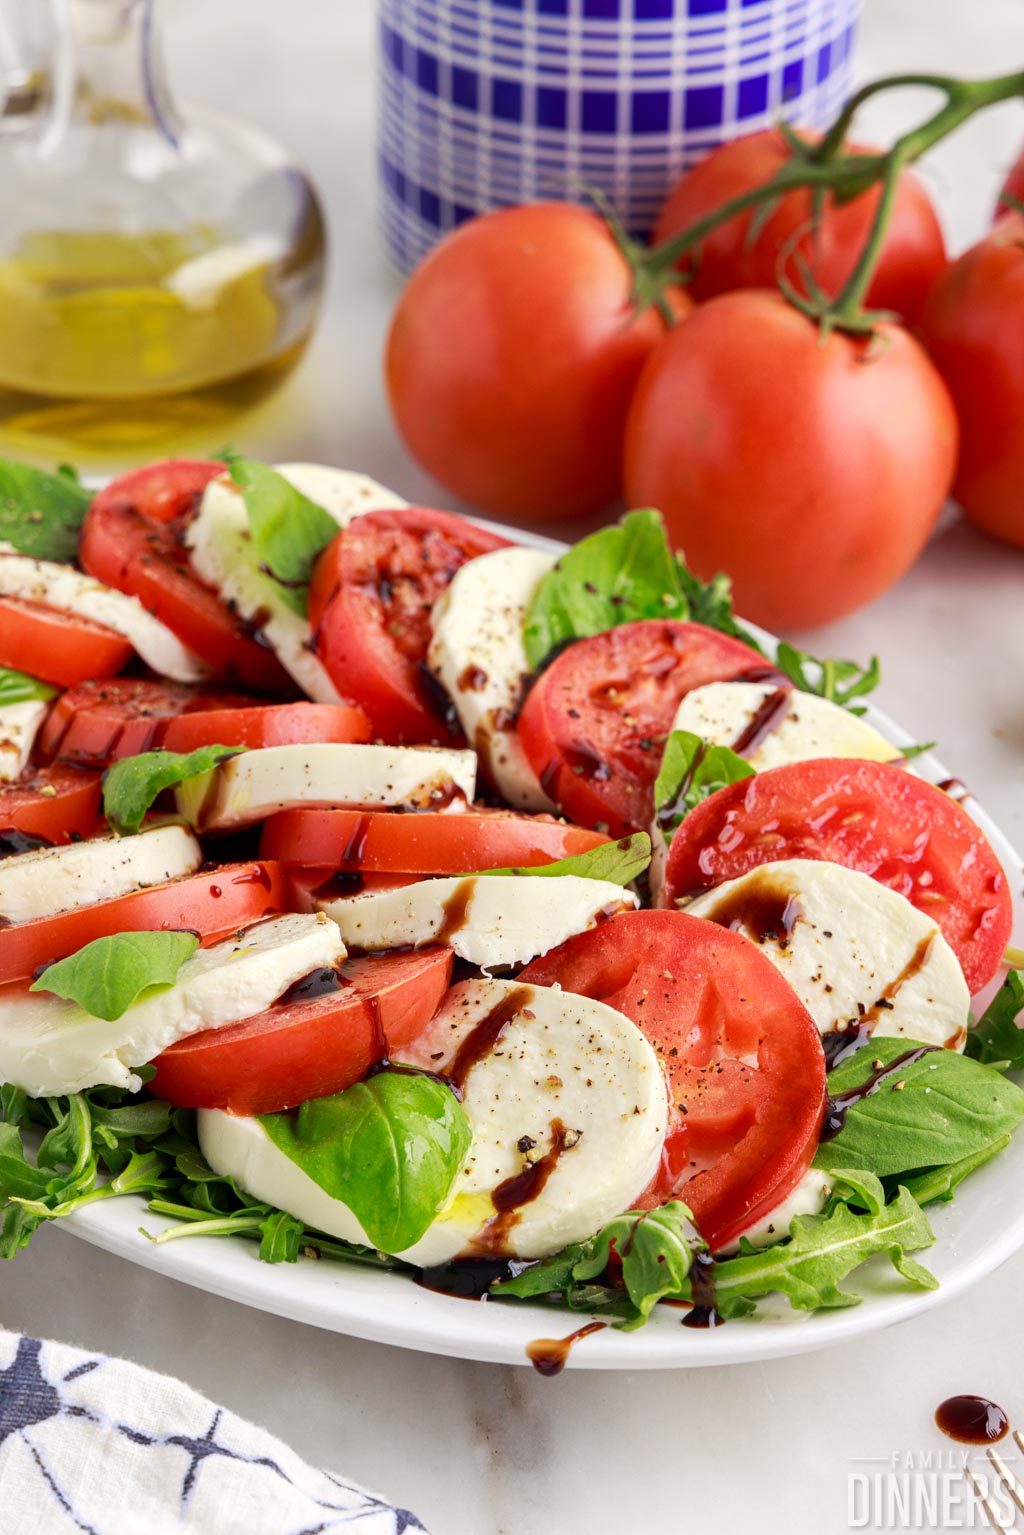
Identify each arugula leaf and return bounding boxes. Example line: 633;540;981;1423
0;666;57;707
0;458;92;563
899;1135;1012;1208
898;741;936;762
674;562;754;642
653;731;755;841
965;971;1024;1070
103;744;244;836
813;1036;1024;1179
227;456;338;618
31;931;199;1021
260;1070;472;1252
773;641;881;716
475;831;651;886
258;1209;305;1264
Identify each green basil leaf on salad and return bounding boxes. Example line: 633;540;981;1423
813;1036;1024;1179
227;455;338;617
31;930;200;1021
0;666;57;707
475;831;651;886
103;744;245;836
0;459;92;564
899;1134;1013;1208
653;731;754;842
260;1070;472;1253
772;641;881;715
964;970;1024;1071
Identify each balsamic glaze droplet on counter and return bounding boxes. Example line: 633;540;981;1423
681;1250;722;1329
526;1321;608;1377
820;1043;937;1142
935;1395;1010;1444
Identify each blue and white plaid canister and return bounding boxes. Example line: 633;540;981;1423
377;0;863;273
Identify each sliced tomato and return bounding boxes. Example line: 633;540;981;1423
80;459;291;692
259;805;610;872
519;909;826;1253
517;619;769;835
161;700;372;754
0;764;102;843
0;861;287;983
0;597;132;686
150;946;454;1114
661;758;1013;993
309;508;510;744
284;868;420;912
40;678;247;765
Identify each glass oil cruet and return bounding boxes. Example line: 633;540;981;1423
0;0;326;464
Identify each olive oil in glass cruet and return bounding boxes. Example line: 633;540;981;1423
0;0;326;464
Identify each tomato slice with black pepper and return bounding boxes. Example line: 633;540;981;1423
519;909;826;1253
661;758;1013;993
150;946;454;1114
0;764;102;844
80;459;291;692
517;619;768;835
308;507;510;744
0;597;133;686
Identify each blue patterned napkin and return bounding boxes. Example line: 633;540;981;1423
0;1329;428;1533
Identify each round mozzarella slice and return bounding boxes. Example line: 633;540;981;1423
0;823;202;925
198;976;668;1264
175;742;477;834
426;546;557;811
0;552;209;682
669;681;904;772
0;699;49;783
686;858;969;1048
186;465;406;702
319;873;637;968
0;912;345;1097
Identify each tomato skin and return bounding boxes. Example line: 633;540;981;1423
997;147;1024;220
520;910;826;1253
40;678;245;765
80;460;291;693
517;619;766;835
150;946;454;1114
0;765;101;843
624;292;959;631
919;215;1024;548
0;598;132;686
309;508;510;744
259;806;610;871
0;861;288;983
161;701;372;753
653;129;946;325
661;758;1013;994
386;203;691;521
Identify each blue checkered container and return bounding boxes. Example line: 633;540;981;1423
377;0;863;273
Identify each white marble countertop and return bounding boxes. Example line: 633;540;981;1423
6;3;1024;1532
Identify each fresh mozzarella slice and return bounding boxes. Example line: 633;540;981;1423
669;681;903;772
199;975;669;1263
185;465;406;701
0;912;344;1097
426;546;557;811
0;552;209;683
319;873;637;967
0;824;202;925
176;742;477;834
0;699;48;782
686;858;969;1048
719;1169;833;1256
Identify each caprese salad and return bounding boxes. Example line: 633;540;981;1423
0;453;1021;1341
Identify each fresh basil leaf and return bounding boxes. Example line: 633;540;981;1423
813;1036;1024;1179
965;971;1024;1070
475;831;651;886
260;1070;472;1253
574;1202;703;1327
103;744;244;836
898;1135;1013;1208
706;1185;936;1318
773;642;880;715
227;456;338;618
31;930;199;1021
0;666;57;707
653;731;755;841
0;458;92;563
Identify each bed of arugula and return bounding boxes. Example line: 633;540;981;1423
0;462;1021;1333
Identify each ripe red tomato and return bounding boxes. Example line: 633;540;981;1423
520;910;826;1253
386;203;692;521
624;291;959;631
518;619;773;835
997;147;1024;219
919;214;1024;547
309;508;509;744
0;598;132;686
0;765;101;843
661;758;1013;994
652;128;946;325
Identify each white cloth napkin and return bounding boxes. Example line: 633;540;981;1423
0;1328;429;1533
